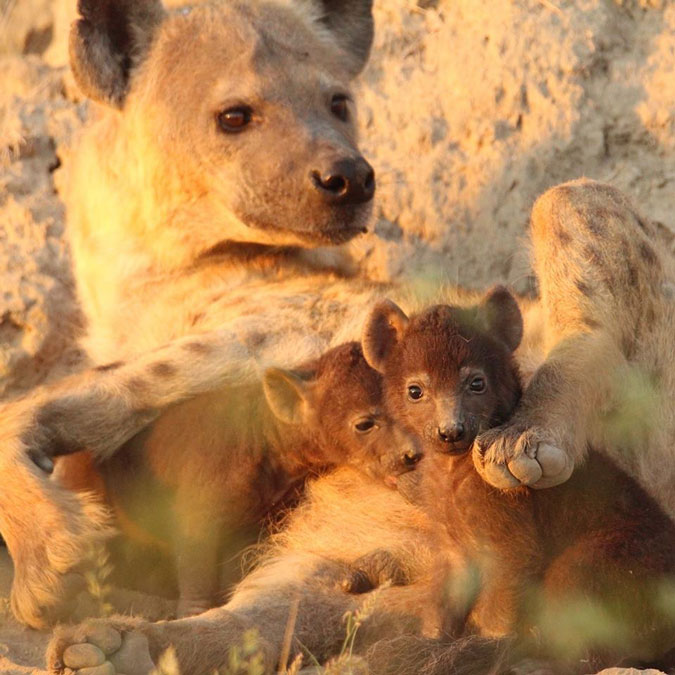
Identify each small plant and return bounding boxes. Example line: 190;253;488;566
320;581;391;674
283;653;303;675
84;542;114;617
223;629;266;675
152;646;181;675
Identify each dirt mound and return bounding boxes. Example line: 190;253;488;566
357;0;675;288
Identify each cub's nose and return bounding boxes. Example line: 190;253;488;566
311;157;375;205
401;448;423;468
438;422;465;444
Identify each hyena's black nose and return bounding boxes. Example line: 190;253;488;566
438;422;465;444
311;157;375;205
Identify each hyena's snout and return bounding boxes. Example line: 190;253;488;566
311;156;375;205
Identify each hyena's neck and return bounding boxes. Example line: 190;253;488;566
75;235;381;365
191;240;358;279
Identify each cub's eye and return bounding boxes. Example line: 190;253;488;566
469;376;486;394
330;94;349;122
354;418;375;434
407;385;423;401
217;106;252;133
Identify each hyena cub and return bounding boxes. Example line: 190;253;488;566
96;342;420;617
360;287;675;672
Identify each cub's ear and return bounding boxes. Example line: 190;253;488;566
69;0;166;108
263;368;311;426
480;285;523;352
362;299;409;372
308;0;374;77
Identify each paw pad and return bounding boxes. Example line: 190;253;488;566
63;643;106;669
474;425;573;490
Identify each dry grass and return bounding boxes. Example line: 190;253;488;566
83;542;114;618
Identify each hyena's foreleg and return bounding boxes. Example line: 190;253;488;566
46;558;433;675
46;464;441;674
46;609;268;675
2;329;255;628
474;179;675;493
24;329;255;467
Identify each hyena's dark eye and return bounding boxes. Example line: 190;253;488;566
407;385;423;401
217;106;252;133
330;94;349;122
469;376;486;394
354;418;375;433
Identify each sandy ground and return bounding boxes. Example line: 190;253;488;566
0;552;47;674
0;548;179;674
0;0;674;671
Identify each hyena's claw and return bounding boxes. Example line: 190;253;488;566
502;453;543;486
48;618;155;675
27;447;55;474
473;425;574;490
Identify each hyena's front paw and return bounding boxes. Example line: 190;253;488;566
47;617;155;675
0;397;115;628
473;423;573;490
8;484;114;628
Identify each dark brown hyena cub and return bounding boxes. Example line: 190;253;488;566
97;342;420;617
361;287;675;672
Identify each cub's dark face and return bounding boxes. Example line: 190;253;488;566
311;343;422;483
264;343;421;484
383;307;522;455
361;288;524;460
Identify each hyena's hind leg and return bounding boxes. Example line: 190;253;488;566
474;179;675;497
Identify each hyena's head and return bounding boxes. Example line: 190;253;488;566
263;342;422;483
362;288;524;456
70;0;375;254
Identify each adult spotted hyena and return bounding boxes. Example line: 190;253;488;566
1;0;386;629
0;0;671;670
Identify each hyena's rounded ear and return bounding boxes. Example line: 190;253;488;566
480;285;523;352
69;0;166;109
310;0;374;77
263;368;311;426
362;299;409;372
